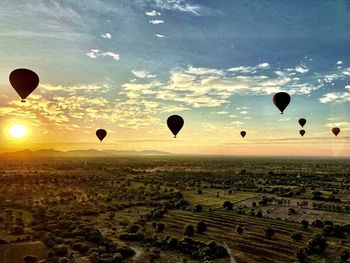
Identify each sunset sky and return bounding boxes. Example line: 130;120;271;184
0;0;349;156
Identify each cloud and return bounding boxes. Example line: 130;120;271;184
258;62;270;69
337;61;343;65
294;66;309;73
86;49;120;60
319;92;350;104
149;19;165;24
131;70;157;79
101;33;112;39
120;63;326;110
145;10;161;16
155;34;166;38
153;0;201;14
343;68;350;76
326;122;350;131
232;121;244;127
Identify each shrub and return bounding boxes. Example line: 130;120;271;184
115;246;135;258
58;257;69;263
72;242;90;253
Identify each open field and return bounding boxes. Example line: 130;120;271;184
0;156;349;263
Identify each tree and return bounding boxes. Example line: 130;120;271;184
184;224;194;237
23;255;38;263
306;234;327;255
252;201;256;207
194;204;203;212
291;232;302;241
223;201;233;210
197;189;202;195
322;225;333;236
295;249;308;263
236;225;243;235
265;228;275;239
301;220;309;230
341;251;349;262
196;221;207;234
156;222;165;233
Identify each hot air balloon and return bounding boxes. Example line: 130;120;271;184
167;115;184;138
96;129;107;142
332;127;340;137
298;118;306;127
240;131;246;138
9;68;39;102
273;92;291;114
299;129;305;137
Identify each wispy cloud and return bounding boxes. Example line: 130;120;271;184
86;49;120;60
155;34;166;38
145;10;161;16
153;0;201;15
131;70;157;78
149;19;165;24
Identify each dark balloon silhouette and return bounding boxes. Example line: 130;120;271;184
298;118;306;127
240;131;246;138
273;92;291;114
167;115;184;138
9;68;39;102
299;129;305;137
332;127;340;137
96;129;107;142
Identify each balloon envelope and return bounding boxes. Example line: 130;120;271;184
96;129;107;142
298;118;306;127
332;127;340;136
273;92;291;114
240;131;246;138
9;68;39;102
299;129;305;137
167;115;184;138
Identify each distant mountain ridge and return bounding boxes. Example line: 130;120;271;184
1;149;172;158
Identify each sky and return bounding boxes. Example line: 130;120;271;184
0;0;349;156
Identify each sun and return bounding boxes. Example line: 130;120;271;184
8;124;29;139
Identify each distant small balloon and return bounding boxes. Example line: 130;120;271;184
96;129;107;142
299;129;305;137
9;68;39;102
240;131;246;138
332;127;340;137
167;115;184;138
298;118;306;127
273;92;291;114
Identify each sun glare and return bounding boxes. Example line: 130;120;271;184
8;124;29;139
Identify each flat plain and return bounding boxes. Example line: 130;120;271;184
0;156;349;263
